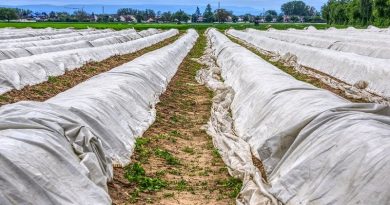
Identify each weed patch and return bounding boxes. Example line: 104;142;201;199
124;163;167;192
155;148;180;165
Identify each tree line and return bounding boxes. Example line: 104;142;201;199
0;1;322;23
0;8;32;22
322;0;390;26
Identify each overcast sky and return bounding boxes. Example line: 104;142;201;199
2;0;327;9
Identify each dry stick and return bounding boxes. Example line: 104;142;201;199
0;33;183;106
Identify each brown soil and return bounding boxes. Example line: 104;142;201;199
0;34;182;106
108;32;239;205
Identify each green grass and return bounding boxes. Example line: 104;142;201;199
154;148;181;165
124;162;167;192
0;22;347;31
217;177;243;198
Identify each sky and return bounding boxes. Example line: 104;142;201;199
1;0;327;10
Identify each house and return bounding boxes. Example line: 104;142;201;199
119;15;137;22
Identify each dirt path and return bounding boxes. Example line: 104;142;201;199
108;31;240;205
0;33;182;106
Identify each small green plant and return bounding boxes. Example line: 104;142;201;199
129;188;140;203
170;130;182;137
167;169;182;176
170;115;179;123
86;67;97;73
155;148;180;165
218;177;242;198
135;138;152;163
176;179;188;191
212;148;221;158
182;146;195;154
124;163;167;192
163;192;174;198
48;76;58;83
156;134;168;139
0;95;9;101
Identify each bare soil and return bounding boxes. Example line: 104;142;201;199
108;32;239;205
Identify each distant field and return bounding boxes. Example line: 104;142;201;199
0;22;348;30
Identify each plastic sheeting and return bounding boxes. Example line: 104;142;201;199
260;28;390;48
0;29;110;44
0;29;158;60
207;29;390;205
228;29;390;98
0;29;136;49
0;27;76;40
247;29;390;59
0;29;178;94
0;29;198;204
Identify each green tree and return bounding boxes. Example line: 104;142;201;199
265;15;273;22
360;0;373;25
215;9;231;23
173;10;189;22
281;1;314;16
203;4;214;22
373;0;390;26
160;12;172;22
265;10;278;16
192;6;201;22
243;14;251;22
73;10;89;22
0;8;18;22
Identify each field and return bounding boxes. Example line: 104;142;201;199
0;23;389;205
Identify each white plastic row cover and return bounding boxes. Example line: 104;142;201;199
0;28;111;43
0;29;159;60
0;27;77;40
0;29;136;49
0;29;198;205
208;28;390;205
228;29;390;98
247;29;390;59
0;29;177;95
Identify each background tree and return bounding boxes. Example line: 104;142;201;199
232;15;239;22
373;0;390;26
321;0;383;26
265;10;278;22
215;9;230;23
160;12;172;22
281;1;312;16
73;10;89;22
203;4;214;22
265;14;273;22
192;6;201;22
0;8;18;22
243;14;250;22
265;10;278;16
173;10;189;22
360;0;373;25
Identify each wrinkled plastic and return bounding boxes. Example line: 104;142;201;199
207;29;390;205
0;29;158;60
0;29;178;94
0;29;135;49
0;29;198;204
228;29;390;98
246;29;390;59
